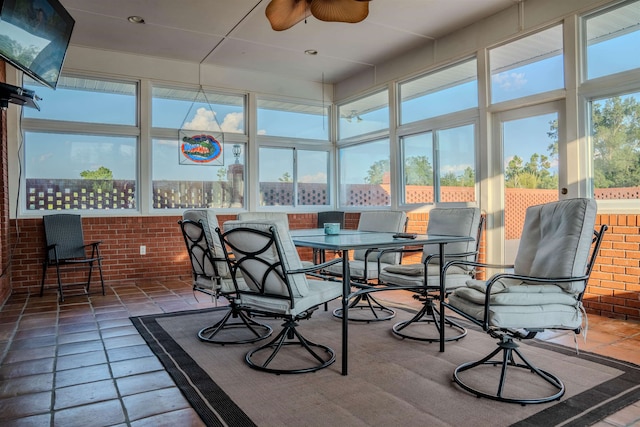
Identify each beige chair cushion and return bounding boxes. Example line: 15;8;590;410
237;212;289;228
448;198;597;330
222;220;342;317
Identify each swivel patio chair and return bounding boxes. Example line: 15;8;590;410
444;198;607;404
40;213;105;302
378;206;483;342
218;219;343;374
323;210;408;322
179;209;272;344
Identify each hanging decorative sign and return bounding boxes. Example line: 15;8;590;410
178;130;224;166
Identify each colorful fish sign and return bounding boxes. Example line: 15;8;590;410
179;132;223;166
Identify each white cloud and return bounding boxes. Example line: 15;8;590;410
299;172;327;184
493;72;527;91
183;108;245;133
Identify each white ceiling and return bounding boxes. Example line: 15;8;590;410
60;0;520;84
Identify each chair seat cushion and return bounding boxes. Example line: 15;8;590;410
378;269;471;290
452;284;578;306
384;263;468;276
448;293;582;330
240;279;342;317
323;260;393;280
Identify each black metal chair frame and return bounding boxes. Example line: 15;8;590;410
314;211;345;264
40;214;105;302
443;224;608;405
178;218;272;345
331;216;409;323
380;215;485;342
218;224;342;374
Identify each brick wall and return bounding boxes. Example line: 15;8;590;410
5;211;639;321
586;214;640;320
0;64;9;304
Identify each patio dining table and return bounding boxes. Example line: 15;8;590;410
290;228;474;375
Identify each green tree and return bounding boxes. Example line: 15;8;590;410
278;172;292;182
80;166;114;194
505;154;557;189
365;159;389;184
404;156;433;185
591;96;640;188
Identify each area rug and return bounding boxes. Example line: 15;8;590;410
131;303;640;427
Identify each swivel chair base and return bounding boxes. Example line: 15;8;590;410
392;299;466;342
246;318;335;374
332;293;395;322
453;335;565;405
198;307;273;345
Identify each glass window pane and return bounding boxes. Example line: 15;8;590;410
402;132;434;204
439;125;476;202
502;112;559;262
259;147;294;206
257;99;328;140
338;90;389;140
400;59;477;124
152;139;245;209
297;150;329;206
152;86;245;133
585;1;640;80
339;139;390;207
23;76;137;125
24;132;137;211
590;92;640;200
490;25;564;104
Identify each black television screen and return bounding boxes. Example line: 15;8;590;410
0;0;74;89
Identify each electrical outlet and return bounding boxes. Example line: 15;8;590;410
140;245;146;255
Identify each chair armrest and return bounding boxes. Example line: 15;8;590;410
288;257;342;275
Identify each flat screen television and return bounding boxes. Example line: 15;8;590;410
0;0;74;89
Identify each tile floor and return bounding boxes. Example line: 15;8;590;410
0;280;638;427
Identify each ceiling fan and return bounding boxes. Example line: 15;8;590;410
265;0;371;31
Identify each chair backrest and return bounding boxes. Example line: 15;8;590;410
514;198;597;293
221;220;309;299
355;211;407;263
43;214;87;260
180;209;233;292
317;211;345;228
422;207;482;265
237;212;289;228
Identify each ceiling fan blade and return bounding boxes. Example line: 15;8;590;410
310;0;370;24
265;0;312;31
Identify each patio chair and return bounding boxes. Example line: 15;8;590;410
378;206;483;342
314;210;345;264
40;214;105;302
323;210;408;322
444;198;607;404
179;209;272;344
237;211;289;228
218;219;343;374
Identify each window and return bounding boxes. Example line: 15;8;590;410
584;0;640;80
151;86;247;209
258;147;329;207
490;25;564;104
589;92;640;200
401;124;475;205
399;59;478;125
153;86;244;133
257;99;328;140
338;90;389;140
24;76;137;125
339;139;390;207
22;76;138;211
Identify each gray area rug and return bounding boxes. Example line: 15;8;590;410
131;303;640;427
